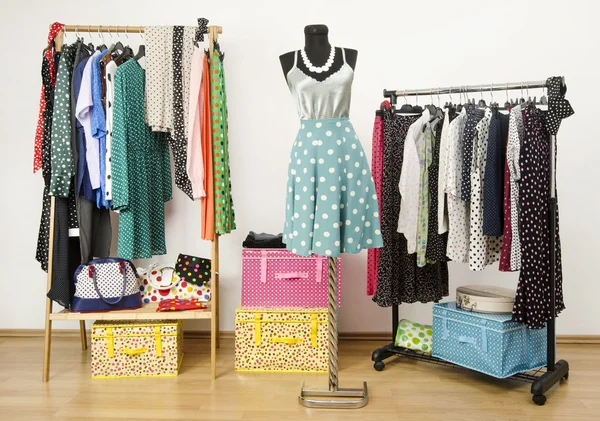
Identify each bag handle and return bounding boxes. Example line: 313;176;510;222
146;266;178;291
90;263;128;305
274;272;309;280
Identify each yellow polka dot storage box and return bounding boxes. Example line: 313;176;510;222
241;249;340;307
91;320;183;378
235;307;328;372
432;302;547;378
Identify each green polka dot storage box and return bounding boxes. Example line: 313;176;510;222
395;319;433;353
432;302;547;378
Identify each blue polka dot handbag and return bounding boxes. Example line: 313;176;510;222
71;258;142;313
432;302;547;378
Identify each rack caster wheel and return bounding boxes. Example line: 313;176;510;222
563;372;569;381
532;395;546;406
374;361;385;371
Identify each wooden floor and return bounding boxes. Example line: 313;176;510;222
1;337;599;421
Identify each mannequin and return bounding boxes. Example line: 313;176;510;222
279;24;358;82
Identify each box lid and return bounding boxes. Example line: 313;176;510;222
434;302;524;329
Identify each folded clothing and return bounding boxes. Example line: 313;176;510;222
242;231;285;249
395;319;433;354
156;298;208;312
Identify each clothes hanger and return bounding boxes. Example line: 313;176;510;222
135;27;146;62
477;85;487;108
96;26;107;51
397;91;414;114
412;92;423;114
540;85;548;105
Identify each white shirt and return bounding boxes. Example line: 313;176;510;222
437;111;450;234
104;60;117;202
444;109;469;262
398;108;430;254
76;50;101;190
468;108;502;270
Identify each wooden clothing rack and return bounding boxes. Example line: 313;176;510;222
42;23;223;383
371;79;569;406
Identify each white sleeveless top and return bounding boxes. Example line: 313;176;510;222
286;48;354;120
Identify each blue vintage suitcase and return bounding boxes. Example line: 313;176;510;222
432;302;547;378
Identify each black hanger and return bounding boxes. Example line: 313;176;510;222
134;44;146;61
107;41;125;56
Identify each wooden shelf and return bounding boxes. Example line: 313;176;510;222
49;303;212;321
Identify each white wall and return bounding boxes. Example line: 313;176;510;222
1;0;599;335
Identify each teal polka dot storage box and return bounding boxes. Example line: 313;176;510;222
432;302;547;378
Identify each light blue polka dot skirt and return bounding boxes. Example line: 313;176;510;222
283;118;383;257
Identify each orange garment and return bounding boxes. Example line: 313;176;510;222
200;53;214;240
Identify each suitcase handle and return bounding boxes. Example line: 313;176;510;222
274;272;309;280
270;337;304;345
259;249;323;283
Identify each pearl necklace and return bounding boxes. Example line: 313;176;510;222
301;46;335;74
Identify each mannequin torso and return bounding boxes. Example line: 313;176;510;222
279;24;357;82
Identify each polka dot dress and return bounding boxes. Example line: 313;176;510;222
367;112;385;295
445;110;470;263
512;77;573;328
171;26;194;200
425;115;448;264
506;105;524;271
112;60;172;260
460;108;485;201
512;107;565;328
283;118;382;257
211;45;236;235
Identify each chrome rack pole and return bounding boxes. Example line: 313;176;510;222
299;257;368;409
384;80;547;97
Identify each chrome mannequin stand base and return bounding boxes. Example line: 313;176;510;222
298;257;369;409
299;382;368;409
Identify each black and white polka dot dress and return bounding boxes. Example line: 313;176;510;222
171;26;194;200
373;110;448;307
460;108;485;201
512;77;573;328
425;115;448;263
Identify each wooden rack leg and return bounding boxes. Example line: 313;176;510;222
79;321;87;350
210;235;219;379
43;196;57;383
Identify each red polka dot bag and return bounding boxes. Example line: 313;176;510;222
138;263;211;304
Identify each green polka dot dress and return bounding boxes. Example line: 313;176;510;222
283;48;383;257
112;60;172;260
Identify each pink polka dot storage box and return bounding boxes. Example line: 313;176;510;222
241;249;341;308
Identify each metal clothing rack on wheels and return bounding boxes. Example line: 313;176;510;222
42;23;223;383
371;79;569;406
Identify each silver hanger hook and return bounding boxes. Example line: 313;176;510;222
139;27;144;40
449;87;453;104
526;84;530;98
75;25;80;39
107;26;112;38
404;90;408;105
98;25;104;42
506;82;509;102
480;84;484;100
88;25;91;38
521;83;524;98
490;83;494;103
437;89;441;107
125;26;129;38
430;89;434;105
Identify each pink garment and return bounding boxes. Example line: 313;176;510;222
367;113;384;295
499;138;512;271
186;46;205;200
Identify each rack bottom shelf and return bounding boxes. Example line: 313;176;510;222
371;343;569;405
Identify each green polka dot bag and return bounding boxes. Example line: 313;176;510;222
395;319;433;354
